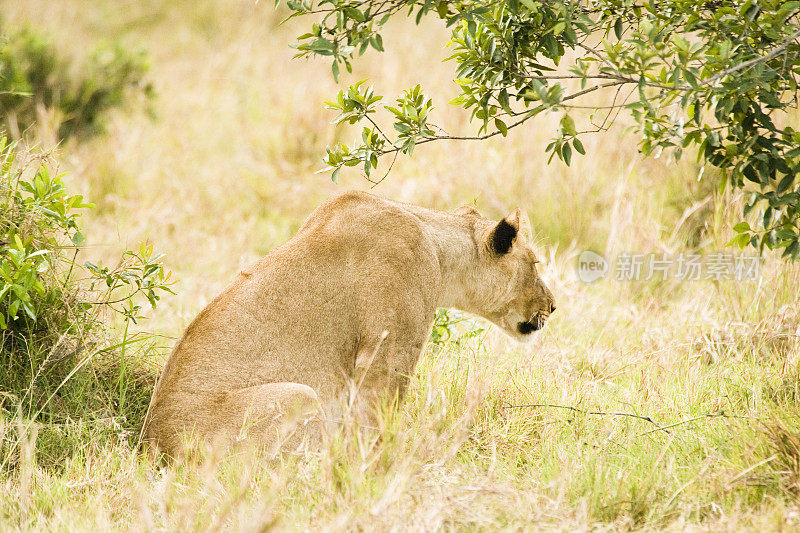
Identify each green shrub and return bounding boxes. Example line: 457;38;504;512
0;24;153;141
429;308;485;350
0;136;174;469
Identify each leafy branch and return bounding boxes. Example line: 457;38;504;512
0;137;175;331
286;0;800;258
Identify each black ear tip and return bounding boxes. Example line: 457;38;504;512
491;218;517;255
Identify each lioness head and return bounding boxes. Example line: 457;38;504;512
454;204;556;343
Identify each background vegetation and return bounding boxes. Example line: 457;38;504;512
0;22;152;141
1;0;799;530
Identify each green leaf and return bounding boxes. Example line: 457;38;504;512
726;233;751;249
495;118;508;137
777;173;793;194
562;142;572;166
22;300;36;321
497;88;513;115
8;300;20;319
560;114;576;136
787;240;800;261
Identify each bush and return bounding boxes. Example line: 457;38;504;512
0;24;153;141
0;136;174;469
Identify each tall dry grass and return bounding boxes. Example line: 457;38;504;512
1;0;800;529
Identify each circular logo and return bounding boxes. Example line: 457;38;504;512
577;250;609;283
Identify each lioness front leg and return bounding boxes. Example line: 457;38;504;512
348;327;429;425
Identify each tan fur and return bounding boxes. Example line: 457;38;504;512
142;191;555;457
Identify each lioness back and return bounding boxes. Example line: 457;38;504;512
143;191;441;455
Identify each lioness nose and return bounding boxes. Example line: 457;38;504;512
550;303;557;314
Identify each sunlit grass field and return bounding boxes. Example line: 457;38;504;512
2;0;800;529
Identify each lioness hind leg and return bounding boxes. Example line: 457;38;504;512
186;382;322;455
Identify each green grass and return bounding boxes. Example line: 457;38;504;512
3;295;799;529
1;0;800;529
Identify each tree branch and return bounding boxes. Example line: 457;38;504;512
701;27;800;86
503;402;671;434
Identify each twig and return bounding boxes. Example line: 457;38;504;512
503;402;670;434
701;27;800;87
366;149;399;188
561;80;627;102
634;410;751;438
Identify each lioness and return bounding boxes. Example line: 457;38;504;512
143;191;555;457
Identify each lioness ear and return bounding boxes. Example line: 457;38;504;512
505;208;521;231
489;210;520;255
519;210;532;237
